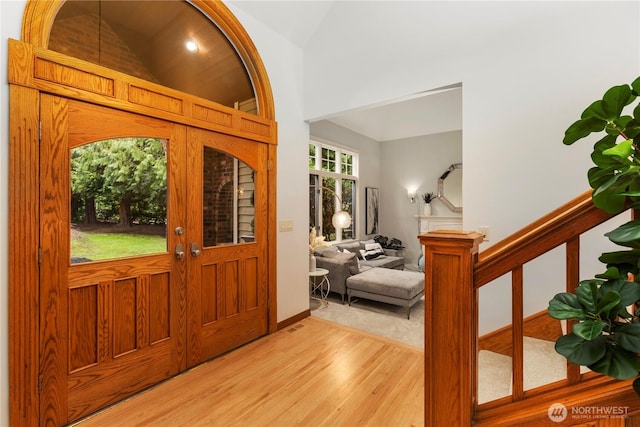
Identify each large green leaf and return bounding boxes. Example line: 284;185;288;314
581;99;608;120
601;84;633;119
612;116;634;134
564;117;607;145
573;320;605;340
591;173;629;213
587;167;615;190
599;250;640;266
589;345;639;380
614;322;640;352
591;135;621;167
623;118;640;139
632;76;640;95
576;280;600;313
596;290;621;317
548;293;586;320
600;279;640;308
605;221;640;248
595;266;626;280
602;139;634;158
555;333;606;365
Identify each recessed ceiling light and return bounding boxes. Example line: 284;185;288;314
185;39;199;53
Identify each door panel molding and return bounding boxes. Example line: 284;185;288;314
8;38;276;145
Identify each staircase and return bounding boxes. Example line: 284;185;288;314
420;191;640;426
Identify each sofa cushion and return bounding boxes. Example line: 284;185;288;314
347;267;424;300
336;241;362;255
342;248;361;271
360;255;404;270
314;246;339;257
323;249;360;274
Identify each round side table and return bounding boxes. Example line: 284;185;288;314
309;268;330;304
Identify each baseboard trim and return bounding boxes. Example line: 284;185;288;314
479;309;562;356
277;309;310;330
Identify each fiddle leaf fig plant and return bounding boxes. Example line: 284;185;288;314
547;77;640;393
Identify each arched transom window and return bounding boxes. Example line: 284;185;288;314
49;0;258;113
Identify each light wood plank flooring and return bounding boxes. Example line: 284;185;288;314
74;317;424;426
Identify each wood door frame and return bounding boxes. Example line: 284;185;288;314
9;2;277;425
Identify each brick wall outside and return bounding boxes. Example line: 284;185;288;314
49;12;158;82
202;149;255;246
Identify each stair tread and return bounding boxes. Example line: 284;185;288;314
478;336;571;404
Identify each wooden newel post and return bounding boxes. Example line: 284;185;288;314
419;230;484;426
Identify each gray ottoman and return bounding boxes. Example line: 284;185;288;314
346;267;425;319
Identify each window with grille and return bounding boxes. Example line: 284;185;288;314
309;141;358;242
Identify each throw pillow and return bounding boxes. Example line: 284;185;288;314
359;242;385;260
365;242;383;252
314;246;338;257
343;248;361;271
359;249;383;260
324;250;359;274
359;239;376;249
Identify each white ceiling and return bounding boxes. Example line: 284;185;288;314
229;1;462;142
230;0;335;48
323;86;462;142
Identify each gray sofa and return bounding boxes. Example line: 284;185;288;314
314;240;404;303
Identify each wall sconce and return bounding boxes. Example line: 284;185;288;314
407;190;417;203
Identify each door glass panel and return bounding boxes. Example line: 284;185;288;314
70;138;168;263
203;147;255;247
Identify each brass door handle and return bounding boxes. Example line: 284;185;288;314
175;243;185;260
191;242;201;257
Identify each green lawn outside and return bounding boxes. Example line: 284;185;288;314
71;230;167;262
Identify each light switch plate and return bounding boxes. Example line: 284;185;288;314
279;220;294;232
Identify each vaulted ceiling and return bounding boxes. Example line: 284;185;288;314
229;0;462;142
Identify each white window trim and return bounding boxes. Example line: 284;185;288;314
309;139;359;242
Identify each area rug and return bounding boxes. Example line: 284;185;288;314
310;294;425;349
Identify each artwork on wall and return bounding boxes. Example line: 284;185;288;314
365;187;379;235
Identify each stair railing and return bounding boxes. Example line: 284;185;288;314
420;191;640;426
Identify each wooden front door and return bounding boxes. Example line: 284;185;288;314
39;96;268;424
186;128;268;366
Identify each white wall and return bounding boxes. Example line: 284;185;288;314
303;1;640;334
224;4;310;324
380;131;462;268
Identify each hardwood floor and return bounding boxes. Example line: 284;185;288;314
74;317;424;426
